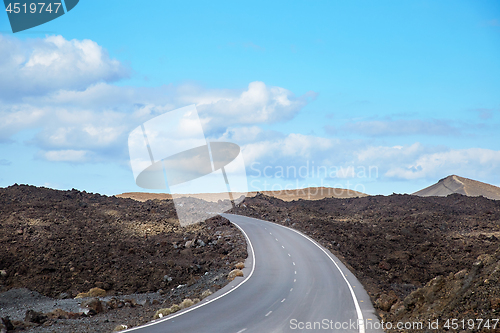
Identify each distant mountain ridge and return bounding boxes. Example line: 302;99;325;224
116;187;368;202
413;175;500;200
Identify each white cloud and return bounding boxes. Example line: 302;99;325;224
384;147;500;180
0;75;314;163
0;34;129;99
197;81;317;133
40;149;91;162
234;134;500;187
241;133;345;170
0;106;47;142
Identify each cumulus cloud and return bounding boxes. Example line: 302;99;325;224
0;105;47;142
236;134;500;187
383;147;500;180
0;34;129;99
0;73;314;163
39;149;92;163
197;81;317;134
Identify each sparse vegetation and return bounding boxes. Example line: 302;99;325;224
179;298;194;309
169;304;181;313
227;269;244;281
153;308;171;319
201;289;213;299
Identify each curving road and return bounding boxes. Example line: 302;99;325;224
126;214;383;333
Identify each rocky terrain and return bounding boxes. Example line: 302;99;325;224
231;193;500;332
3;181;500;332
0;184;247;332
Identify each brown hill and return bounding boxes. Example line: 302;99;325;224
117;187;368;202
413;175;500;200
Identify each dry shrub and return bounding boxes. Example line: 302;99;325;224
235;262;245;269
113;325;128;332
201;289;212;299
153;308;171;319
180;298;194;309
193;298;200;304
169;304;181;313
227;269;244;281
89;287;106;297
75;292;89;299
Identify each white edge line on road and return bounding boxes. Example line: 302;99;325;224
122;218;257;332
278;222;365;333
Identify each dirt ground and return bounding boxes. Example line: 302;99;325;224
0;185;247;332
231;193;500;332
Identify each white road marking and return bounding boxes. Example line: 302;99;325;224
275;238;278;241
282;245;285;249
288;253;291;256
290;288;293;291
279;222;366;333
124;217;257;332
293;262;295;265
237;329;247;333
265;311;272;317
293;279;296;282
294;271;297;274
281;298;286;302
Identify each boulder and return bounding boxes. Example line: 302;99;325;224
81;298;104;315
25;310;47;324
46;308;69;319
1;317;14;331
376;293;398;312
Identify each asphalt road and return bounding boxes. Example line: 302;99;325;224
126;214;383;333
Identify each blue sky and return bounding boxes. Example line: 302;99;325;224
0;0;499;196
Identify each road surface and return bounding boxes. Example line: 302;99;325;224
126;214;383;333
